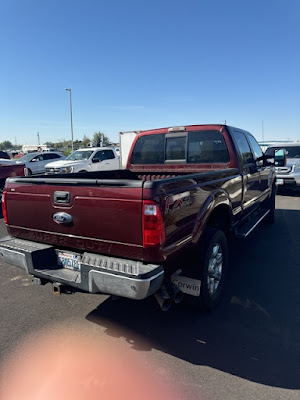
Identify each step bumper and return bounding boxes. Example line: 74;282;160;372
0;236;164;300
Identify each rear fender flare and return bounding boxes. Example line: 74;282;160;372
191;190;232;244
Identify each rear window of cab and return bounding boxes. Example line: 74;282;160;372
130;130;230;164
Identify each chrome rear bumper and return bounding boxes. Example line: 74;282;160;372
0;236;164;300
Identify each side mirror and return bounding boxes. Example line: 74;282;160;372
274;149;287;167
92;158;100;163
249;164;258;174
262;148;287;167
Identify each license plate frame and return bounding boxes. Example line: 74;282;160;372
57;251;81;271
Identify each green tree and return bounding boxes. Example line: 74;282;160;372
73;140;82;150
93;132;110;146
82;135;90;148
0;140;13;150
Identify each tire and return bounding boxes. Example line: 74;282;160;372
264;186;275;223
190;227;228;311
26;168;32;176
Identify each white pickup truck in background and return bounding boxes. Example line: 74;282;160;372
265;142;300;191
45;147;120;174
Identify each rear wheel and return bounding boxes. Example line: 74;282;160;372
189;227;228;311
26;168;32;176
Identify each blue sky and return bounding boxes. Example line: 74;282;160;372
0;0;299;145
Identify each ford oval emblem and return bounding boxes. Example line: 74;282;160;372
53;212;73;225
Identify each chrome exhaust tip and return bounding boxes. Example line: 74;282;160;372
154;287;172;311
169;283;184;304
53;282;62;295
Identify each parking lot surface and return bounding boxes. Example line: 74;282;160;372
0;193;299;400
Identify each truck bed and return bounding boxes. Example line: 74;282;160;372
4;168;240;263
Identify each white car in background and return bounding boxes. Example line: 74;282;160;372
16;151;65;175
45;147;120;174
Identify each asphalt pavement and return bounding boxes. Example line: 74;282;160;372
0;193;299;400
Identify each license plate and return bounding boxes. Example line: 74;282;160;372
276;178;284;185
57;251;81;271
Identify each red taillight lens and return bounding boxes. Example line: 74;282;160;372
143;201;165;247
2;191;8;224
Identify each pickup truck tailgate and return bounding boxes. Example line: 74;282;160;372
4;177;144;260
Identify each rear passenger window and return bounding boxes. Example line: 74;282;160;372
131;134;165;164
43;153;60;160
247;134;263;159
187;130;229;163
50;153;61;159
233;131;255;165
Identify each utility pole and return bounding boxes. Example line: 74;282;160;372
65;88;74;152
37;132;40;145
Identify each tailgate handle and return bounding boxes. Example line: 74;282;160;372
54;191;70;204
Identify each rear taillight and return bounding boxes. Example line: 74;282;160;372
143;201;165;247
2;191;8;224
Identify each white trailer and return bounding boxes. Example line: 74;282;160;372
119;131;139;169
22;144;49;153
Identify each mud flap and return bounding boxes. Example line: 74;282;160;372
171;274;201;296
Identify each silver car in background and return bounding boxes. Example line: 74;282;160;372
16;151;65;176
265;143;300;190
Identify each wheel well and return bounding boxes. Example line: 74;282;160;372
206;204;231;233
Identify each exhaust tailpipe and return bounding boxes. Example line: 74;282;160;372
169;283;184;304
53;282;62;295
154;287;172;312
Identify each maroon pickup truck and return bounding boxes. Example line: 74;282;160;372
0;125;280;310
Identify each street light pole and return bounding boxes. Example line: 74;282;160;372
65;88;74;152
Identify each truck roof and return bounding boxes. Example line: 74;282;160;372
266;142;300;147
135;124;253;137
138;124;226;134
77;147;115;151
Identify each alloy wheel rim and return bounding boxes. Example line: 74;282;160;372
207;243;223;296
